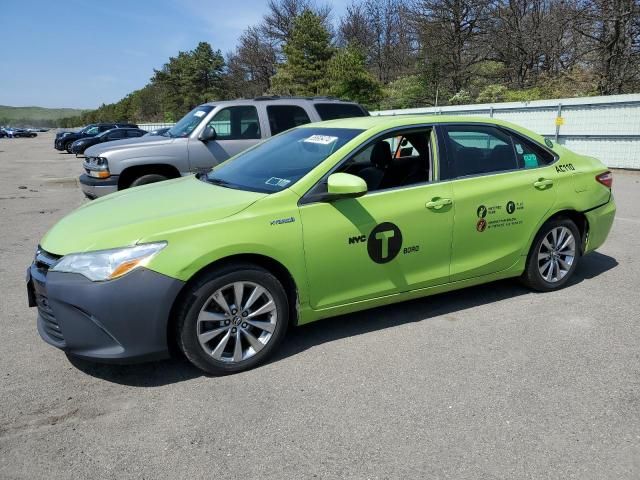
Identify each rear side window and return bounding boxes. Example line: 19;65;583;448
126;129;144;138
208;106;261;140
511;135;554;168
267;105;311;135
106;130;125;140
314;103;366;120
442;125;518;178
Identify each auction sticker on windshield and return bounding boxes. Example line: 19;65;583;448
304;135;338;145
193;110;207;118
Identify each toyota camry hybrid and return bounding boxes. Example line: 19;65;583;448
27;116;616;375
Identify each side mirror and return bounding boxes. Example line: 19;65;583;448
199;126;217;142
326;173;367;200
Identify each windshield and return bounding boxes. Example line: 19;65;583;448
167;105;214;138
204;127;363;193
80;125;95;134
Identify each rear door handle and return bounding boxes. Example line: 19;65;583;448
533;178;554;189
426;198;453;210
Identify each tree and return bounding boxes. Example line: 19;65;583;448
380;74;433;109
575;0;640;94
226;26;278;98
413;0;491;92
270;10;334;95
152;42;226;119
327;45;383;107
340;0;416;84
261;0;332;49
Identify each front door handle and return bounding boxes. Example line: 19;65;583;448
426;198;453;210
533;178;554;189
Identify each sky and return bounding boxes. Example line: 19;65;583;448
0;0;349;109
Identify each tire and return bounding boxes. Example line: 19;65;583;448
65;142;73;153
129;174;168;188
521;218;581;292
177;264;289;375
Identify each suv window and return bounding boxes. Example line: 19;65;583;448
337;128;433;192
208;106;261;140
314;103;366;120
267;105;311;135
98;125;113;132
442;125;518;178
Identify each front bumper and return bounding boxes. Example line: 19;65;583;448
27;262;185;363
79;173;119;199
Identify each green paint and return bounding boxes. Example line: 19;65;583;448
523;153;538;168
39;115;616;326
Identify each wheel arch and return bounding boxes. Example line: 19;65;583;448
526;209;589;258
166;253;300;356
118;163;181;189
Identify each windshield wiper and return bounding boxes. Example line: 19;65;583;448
205;177;234;188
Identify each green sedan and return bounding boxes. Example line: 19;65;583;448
27;116;616;374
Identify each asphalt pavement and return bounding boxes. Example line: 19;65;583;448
0;133;638;479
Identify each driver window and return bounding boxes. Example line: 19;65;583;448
337;129;433;192
208;106;261;140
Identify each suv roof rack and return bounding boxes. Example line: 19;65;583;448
252;95;342;101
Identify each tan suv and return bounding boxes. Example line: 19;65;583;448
79;96;368;199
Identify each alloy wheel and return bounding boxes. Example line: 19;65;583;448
197;281;277;363
537;226;576;283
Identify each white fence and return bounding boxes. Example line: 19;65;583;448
372;93;640;170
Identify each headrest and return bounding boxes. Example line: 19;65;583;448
370;141;392;169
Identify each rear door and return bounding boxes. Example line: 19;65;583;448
440;124;558;281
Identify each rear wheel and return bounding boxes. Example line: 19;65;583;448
129;174;168;188
521;218;581;291
177;264;289;375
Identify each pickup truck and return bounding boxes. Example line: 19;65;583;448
80;97;369;199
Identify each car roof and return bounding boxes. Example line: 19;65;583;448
301;114;534;135
199;96;363;107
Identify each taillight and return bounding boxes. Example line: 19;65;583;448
596;171;613;189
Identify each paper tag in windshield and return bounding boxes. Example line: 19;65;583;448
266;177;291;187
303;135;338;145
193;110;207;118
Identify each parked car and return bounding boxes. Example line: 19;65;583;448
70;127;146;155
5;128;37;138
55;123;138;153
0;128;7;138
144;127;171;137
80;97;369;198
28;115;615;374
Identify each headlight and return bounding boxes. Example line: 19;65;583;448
84;156;110;178
50;242;167;281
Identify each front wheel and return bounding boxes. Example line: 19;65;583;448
177;265;289;375
129;174;168;188
521;218;581;291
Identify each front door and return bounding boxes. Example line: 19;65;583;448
439;124;558;281
299;127;454;310
188;105;262;172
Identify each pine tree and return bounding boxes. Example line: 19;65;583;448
327;45;382;108
271;10;334;95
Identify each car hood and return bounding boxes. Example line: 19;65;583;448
40;176;267;255
84;135;175;157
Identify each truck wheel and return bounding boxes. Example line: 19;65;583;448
129;174;168;188
521;218;581;292
177;264;289;375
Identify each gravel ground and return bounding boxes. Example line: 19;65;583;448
0;133;638;479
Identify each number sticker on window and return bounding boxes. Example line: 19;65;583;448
303;135;338;145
